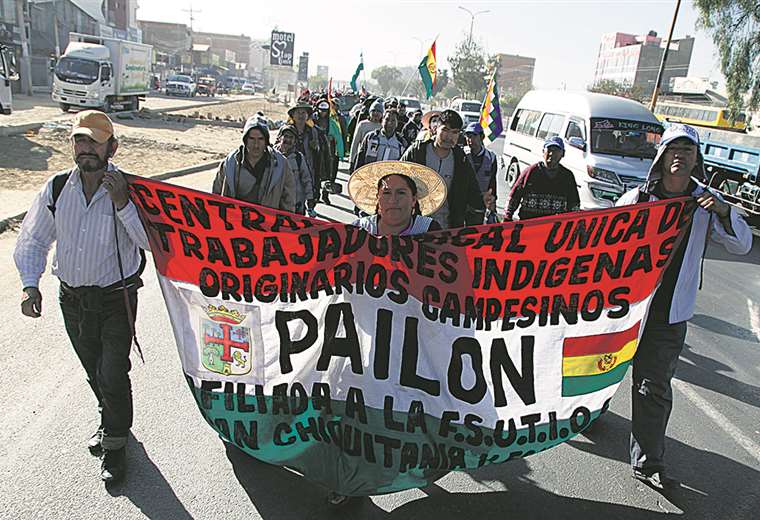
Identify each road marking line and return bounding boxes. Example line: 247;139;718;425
748;298;760;344
673;378;760;465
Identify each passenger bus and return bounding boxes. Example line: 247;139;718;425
654;99;747;132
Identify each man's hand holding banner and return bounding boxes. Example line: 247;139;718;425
127;175;693;496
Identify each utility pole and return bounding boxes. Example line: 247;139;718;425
15;0;32;95
649;0;682;112
182;4;201;33
458;6;490;44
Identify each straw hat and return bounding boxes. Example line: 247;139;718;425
348;161;447;216
421;110;441;130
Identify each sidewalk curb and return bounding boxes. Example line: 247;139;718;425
0;96;257;137
0;159;221;235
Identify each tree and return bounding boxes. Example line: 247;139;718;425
448;38;488;99
371;66;403;96
694;0;759;117
588;79;645;101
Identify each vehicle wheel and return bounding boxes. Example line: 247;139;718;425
102;98;112;113
59;103;70;113
506;161;520;189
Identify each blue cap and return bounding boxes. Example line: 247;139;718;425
544;136;565;151
660;123;699;147
464;122;484;135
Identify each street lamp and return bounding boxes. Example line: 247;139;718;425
458;6;490;44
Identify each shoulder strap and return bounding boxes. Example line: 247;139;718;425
47;170;73;217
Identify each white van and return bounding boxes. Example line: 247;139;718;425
450;98;482;126
501;90;663;210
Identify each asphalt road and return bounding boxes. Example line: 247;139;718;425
1;147;759;519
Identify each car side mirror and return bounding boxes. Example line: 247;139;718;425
568;137;586;151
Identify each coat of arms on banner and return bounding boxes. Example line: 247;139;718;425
200;304;251;375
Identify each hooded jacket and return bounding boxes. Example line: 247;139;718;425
212;118;296;211
616;139;752;324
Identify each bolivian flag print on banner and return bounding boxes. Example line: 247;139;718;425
126;174;693;496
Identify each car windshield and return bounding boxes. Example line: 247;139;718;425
401;99;421;109
55;57;99;85
461;102;481;113
169;75;192;83
590;118;663;159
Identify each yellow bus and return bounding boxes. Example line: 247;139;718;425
654;99;747;132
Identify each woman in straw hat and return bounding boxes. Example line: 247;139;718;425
348;161;447;236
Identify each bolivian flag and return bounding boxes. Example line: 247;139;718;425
562;322;641;397
418;40;437;99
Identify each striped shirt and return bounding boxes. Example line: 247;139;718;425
14;165;150;289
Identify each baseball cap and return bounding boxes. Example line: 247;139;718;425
317;100;330;111
544;136;565;151
71;110;114;143
660;123;699;147
464;122;484;135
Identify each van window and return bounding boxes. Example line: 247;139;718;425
566;120;585;140
536;113;565;139
515;109;541;136
590;118;663;159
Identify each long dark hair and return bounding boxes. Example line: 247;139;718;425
375;174;422;216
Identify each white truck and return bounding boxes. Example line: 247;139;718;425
0;43;19;115
52;33;152;113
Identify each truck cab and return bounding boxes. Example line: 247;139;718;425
0;43;19;115
52;33;151;113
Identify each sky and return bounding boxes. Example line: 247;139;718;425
136;0;723;91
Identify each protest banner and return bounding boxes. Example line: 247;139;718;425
127;174;693;495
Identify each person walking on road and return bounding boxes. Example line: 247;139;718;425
504;136;580;221
616;123;752;490
402;109;423;144
13;110;150;485
351;109;405;172
400;109;485;228
288;102;330;216
350;98;384;165
464;122;498;223
274;125;313;215
212;115;296;212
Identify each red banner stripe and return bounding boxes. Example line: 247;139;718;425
562;321;641;358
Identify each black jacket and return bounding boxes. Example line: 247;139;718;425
400;139;485;228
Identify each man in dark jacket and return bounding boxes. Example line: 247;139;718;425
504;136;580;221
400;109;485;228
288;102;330;216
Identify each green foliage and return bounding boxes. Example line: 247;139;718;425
448;38;488;99
371;66;403;96
694;0;759;116
588;79;646;101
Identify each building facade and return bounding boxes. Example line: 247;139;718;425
593;30;694;97
494;53;535;103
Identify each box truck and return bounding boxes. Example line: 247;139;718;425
52;33;152;113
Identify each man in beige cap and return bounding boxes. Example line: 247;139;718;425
14;109;149;485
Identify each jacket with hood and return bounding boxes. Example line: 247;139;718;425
212;118;296;212
401;139;486;228
616;139;752;324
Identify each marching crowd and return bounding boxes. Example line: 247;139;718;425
11;86;753;508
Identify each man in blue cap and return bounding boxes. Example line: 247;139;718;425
464;122;498;223
504;135;580;221
616;123;752;490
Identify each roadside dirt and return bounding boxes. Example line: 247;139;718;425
0;98;292;192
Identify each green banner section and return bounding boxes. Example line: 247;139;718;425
186;375;604;496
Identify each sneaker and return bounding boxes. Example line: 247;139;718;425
307;208;317;218
326;491;350;507
632;468;680;490
88;427;104;456
101;447;126;484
